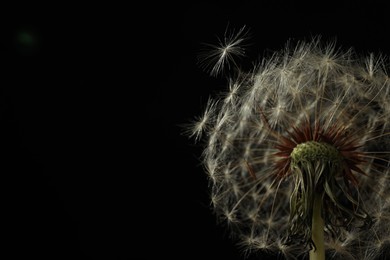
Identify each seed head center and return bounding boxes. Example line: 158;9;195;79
291;141;341;165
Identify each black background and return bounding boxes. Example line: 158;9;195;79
2;2;389;260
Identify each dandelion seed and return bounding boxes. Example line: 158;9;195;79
185;98;217;142
197;25;250;77
187;31;390;260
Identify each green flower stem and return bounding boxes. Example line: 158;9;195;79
310;193;325;260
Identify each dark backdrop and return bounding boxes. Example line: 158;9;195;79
2;2;389;260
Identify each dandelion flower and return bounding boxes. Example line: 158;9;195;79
188;34;390;260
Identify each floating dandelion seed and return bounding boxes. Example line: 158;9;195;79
187;32;390;260
197;25;250;77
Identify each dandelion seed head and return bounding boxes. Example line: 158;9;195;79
187;32;390;259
